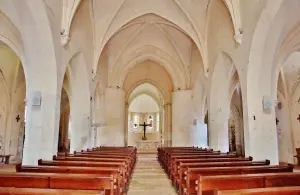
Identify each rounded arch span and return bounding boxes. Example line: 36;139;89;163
244;0;300;163
272;24;300;100
0;35;24;65
61;0;83;43
111;46;187;90
0;11;26;87
228;71;241;105
125;80;165;105
94;11;205;76
128;92;160;109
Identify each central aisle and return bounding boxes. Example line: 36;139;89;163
128;154;177;195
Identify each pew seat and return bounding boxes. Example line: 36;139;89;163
196;172;300;195
215;186;300;195
0;187;106;195
182;165;294;195
0;173;115;194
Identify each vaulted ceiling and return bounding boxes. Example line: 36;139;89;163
62;0;241;84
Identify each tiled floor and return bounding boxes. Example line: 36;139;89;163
0;164;15;172
127;154;177;195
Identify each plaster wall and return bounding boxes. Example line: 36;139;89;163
172;90;207;147
0;45;25;162
290;86;300;158
97;88;125;146
123;60;173;103
276;100;294;163
129;94;159;113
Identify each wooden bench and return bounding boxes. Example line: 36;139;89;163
196;172;300;195
0;173;116;195
174;160;270;188
183;165;294;195
0;155;11;164
53;156;134;175
16;164;125;192
214;186;300;195
0;146;136;195
0;187;106;195
166;154;237;175
171;157;253;181
38;160;129;179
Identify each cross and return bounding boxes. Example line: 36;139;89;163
139;122;151;140
276;118;279;125
16;115;20;122
297;115;300;122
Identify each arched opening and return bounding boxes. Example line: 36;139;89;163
0;41;26;163
127;83;163;153
229;87;245;156
58;86;70;154
123;60;173;149
275;52;300;164
204;110;209;147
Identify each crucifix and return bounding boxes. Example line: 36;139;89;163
16;115;20;122
276;118;279;125
139;122;151;140
297;115;300;122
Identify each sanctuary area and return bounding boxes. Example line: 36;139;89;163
0;0;300;194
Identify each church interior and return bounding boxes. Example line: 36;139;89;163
1;0;300;194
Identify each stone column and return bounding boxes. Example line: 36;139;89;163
99;88;125;146
159;109;163;145
70;112;90;153
22;90;60;165
172;90;196;146
124;103;129;146
208;108;229;152
163;103;172;146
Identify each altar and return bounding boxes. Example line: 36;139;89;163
136;140;161;153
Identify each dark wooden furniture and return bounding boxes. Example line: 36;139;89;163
0;155;11;164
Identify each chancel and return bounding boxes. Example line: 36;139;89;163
1;0;300;194
139;121;151;140
127;88;161;153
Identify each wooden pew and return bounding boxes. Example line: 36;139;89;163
67;153;135;164
183;165;294;195
0;187;105;195
38;160;129;179
174;160;270;189
157;147;213;167
171;157;253;181
166;154;237;175
214;186;300;195
53;156;134;175
15;165;124;194
0;173;116;195
196;172;300;195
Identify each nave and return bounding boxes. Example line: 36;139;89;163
158;147;300;195
127;154;176;195
2;146;300;194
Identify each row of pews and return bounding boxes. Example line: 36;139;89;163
158;146;300;195
0;146;137;195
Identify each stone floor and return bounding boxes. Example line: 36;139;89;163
0;164;15;172
127;154;177;195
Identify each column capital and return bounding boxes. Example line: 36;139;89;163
163;102;171;108
125;102;129;107
106;86;125;91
